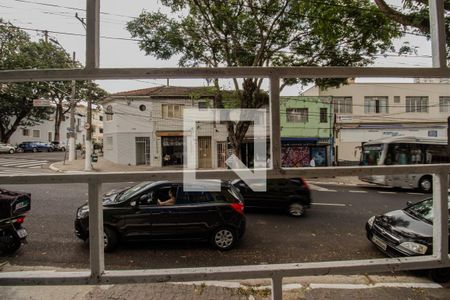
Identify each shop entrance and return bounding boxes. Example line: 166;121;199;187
162;136;183;166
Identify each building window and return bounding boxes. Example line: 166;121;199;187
198;101;208;109
32;130;40;138
333;97;352;114
320;108;328;123
105;136;113;150
99;115;103;121
139;104;146;111
394;96;400;103
22;128;29;136
364;96;388;113
162;104;184;118
439;96;450;112
99;128;103;133
286;108;308;123
106;105;114;121
406;96;428;113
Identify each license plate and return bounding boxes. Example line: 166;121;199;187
372;235;387;250
16;228;27;239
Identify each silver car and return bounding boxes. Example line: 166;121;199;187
0;143;16;154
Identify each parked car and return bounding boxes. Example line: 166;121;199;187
0;143;16;154
50;141;66;152
366;196;450;283
75;181;246;252
232;178;312;217
18;141;54;153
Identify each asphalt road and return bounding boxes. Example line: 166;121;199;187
0;181;428;270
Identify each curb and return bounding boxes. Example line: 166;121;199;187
48;162;63;173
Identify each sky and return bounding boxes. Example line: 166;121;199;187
0;0;435;95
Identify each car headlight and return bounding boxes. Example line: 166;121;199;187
77;206;89;219
399;242;428;254
367;216;375;228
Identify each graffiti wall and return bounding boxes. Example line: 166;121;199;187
281;146;310;167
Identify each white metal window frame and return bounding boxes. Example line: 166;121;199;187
439;96;450;112
286;108;308;123
364;96;389;114
333;97;353;114
0;1;449;300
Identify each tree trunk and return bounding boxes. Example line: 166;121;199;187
54;103;63;142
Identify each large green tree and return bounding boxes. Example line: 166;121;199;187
127;0;400;157
0;20;108;143
374;0;450;46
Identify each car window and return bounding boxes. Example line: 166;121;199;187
187;191;210;204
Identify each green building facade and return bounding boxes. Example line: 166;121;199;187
280;96;334;167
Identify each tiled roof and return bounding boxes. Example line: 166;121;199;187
110;86;217;97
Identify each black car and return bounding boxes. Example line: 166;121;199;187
232;178;312;217
75;181;245;252
366;196;450;283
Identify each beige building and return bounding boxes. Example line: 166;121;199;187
303;81;450;164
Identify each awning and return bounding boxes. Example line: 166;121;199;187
281;138;319;144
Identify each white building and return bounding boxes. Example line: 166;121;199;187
8;107;87;147
102;86;231;168
303;81;450;164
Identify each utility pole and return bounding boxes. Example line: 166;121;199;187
84;98;92;171
68;52;77;161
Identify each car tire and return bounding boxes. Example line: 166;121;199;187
429;268;450;283
32;147;37;153
8;149;14;154
418;176;433;193
104;226;118;252
211;227;237;251
61;147;66;152
288;202;305;217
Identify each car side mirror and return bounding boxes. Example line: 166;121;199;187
406;201;413;207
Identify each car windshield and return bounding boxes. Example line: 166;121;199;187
406;196;450;223
117;181;153;202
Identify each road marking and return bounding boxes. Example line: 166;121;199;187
407;192;425;195
312;202;346;207
377;191;397;194
349;190;367;193
309;184;336;192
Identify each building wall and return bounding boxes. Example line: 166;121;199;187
303;82;450;163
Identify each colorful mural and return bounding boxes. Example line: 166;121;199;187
281;146;310;167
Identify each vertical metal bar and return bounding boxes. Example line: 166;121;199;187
429;0;447;68
432;171;449;263
88;180;104;279
86;0;100;69
270;76;281;170
271;275;283;300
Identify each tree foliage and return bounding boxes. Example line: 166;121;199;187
127;0;400;157
0;20;108;143
374;0;450;47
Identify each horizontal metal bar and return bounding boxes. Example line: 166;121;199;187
0;67;449;82
0;164;449;185
0;256;448;286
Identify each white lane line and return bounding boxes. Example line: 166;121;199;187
377;191;397;194
407;192;425;195
309;184;336;192
349;190;367;193
312;202;346;207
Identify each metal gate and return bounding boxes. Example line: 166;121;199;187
135;137;150;165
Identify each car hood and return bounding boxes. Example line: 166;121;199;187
376;209;432;243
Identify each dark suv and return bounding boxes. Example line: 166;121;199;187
75;181;245;252
232;178;312;217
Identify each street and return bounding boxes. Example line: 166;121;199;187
0;174;428;270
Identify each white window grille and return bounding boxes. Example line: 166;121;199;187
364;96;389;113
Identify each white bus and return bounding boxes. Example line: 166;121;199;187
359;136;449;192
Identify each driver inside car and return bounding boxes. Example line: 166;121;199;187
157;188;176;206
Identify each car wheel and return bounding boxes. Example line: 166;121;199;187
418;176;433;193
104;227;118;252
211;227;236;251
61;147;66;152
32;147;38;153
8;149;14;154
429;268;450;283
288;202;305;217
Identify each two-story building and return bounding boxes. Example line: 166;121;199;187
280;96;334;167
102;86;232;168
303;80;450;164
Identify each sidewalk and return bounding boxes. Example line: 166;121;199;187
1;274;449;299
50;157;367;186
